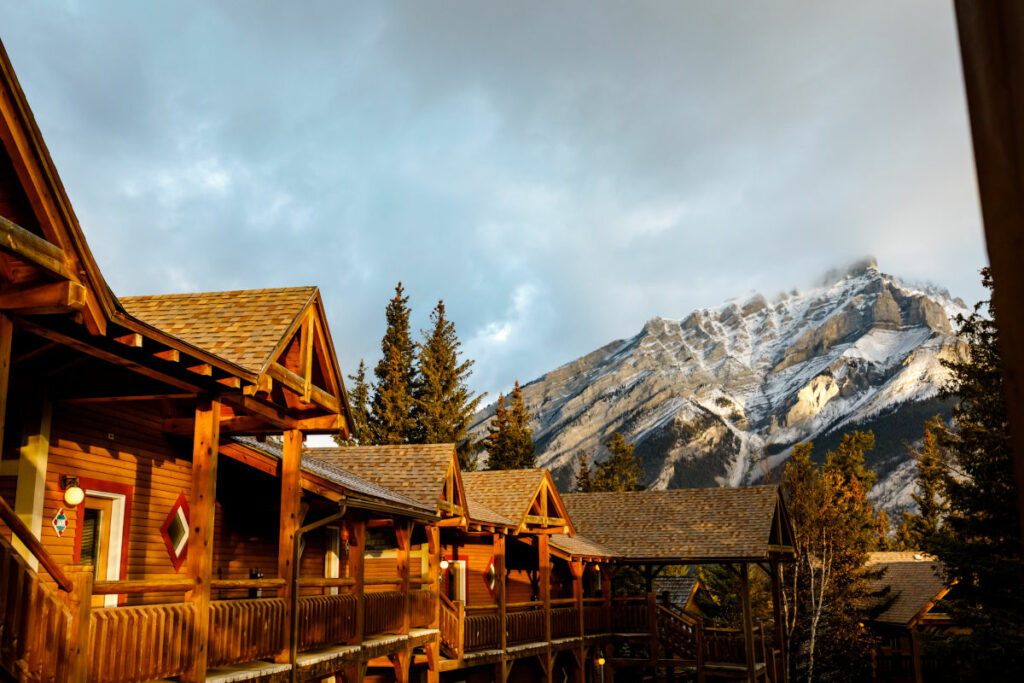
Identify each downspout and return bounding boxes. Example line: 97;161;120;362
290;499;348;683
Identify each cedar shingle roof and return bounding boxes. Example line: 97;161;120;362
866;552;949;626
120;287;316;374
653;576;700;610
229;437;432;515
461;469;548;528
562;486;785;562
306;444;456;513
550;533;616;559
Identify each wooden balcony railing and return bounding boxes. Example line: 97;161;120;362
439;594;463;658
506;606;545;646
364;590;405;636
610;596;649;633
0;497;78;682
551;606;579;640
409;589;436;629
297;593;357;650
583;599;606;635
465;610;502;652
89;603;198;682
208;598;287;667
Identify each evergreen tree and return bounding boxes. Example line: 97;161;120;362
413;301;484;470
369;283;417;444
592;432;645;492
894;416;950;550
780;439;883;683
926;268;1024;676
483;381;535;469
336;359;373;446
574;451;594;492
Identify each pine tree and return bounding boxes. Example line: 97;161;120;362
483;381;535;469
369;283;417;444
413;301;484;470
894;416;950;550
592;432;645;492
336;359;373;446
926;267;1024;676
574;451;594;492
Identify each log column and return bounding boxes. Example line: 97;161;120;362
345;513;366;683
277;429;303;662
184;397;220;682
571;560;585;683
426;526;441;683
539;534;552;682
12;387;51;570
770;559;787;682
739;563;756;683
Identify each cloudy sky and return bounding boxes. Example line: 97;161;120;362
0;1;986;399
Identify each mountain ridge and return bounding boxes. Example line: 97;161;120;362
470;259;969;514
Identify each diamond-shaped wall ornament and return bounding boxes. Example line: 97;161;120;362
160;492;190;571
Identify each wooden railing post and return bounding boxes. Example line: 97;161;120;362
601;567;612;634
63;565;94;683
426;526;441;683
739;563;757;683
648;591;660;674
277;429;303;663
770;559;787;683
571;560;585;683
344;514;366;683
696;621;706;683
457;600;466;659
539;534;552;682
184;397;220;682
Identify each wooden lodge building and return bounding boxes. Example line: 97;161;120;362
0;35;799;683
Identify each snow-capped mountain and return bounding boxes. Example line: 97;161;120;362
471;258;969;514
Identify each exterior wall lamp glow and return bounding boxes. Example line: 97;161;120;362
60;475;85;506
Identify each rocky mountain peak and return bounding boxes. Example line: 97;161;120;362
471;263;969;516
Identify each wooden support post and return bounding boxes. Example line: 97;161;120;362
425;641;440;683
63;565;94;683
184;397;220;682
601;567;612;634
770;559;787;683
910;630;924;683
571;560;585;683
348;514;366;646
456;599;466;659
494;531;508;678
343;660;367;683
396;520;412;635
739;563;757;683
390;648;411;683
277;429;303;662
539;533;552;683
426;526;440;629
648;590;659;675
696;620;706;683
12;388;51;570
0;314;11;464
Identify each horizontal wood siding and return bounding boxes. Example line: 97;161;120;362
45;402;193;602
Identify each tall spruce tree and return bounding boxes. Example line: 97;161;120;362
925;268;1024;676
413;300;483;469
575;432;645;492
369;283;417;444
483;381;535;469
895;416;950;550
336;359;373;446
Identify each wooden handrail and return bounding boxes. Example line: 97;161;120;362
94;578;196;594
296;577;355;588
657;603;699;628
210;578;286;589
550;597;576;605
464;604;499;613
506;600;543;609
0;495;71;591
438;592;457;612
582;597;604;605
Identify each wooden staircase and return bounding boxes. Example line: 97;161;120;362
0;496;88;683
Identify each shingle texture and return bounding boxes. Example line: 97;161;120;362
466;496;515;527
653;576;700;609
561;486;782;561
461;469;548;527
866;552;948;626
121;287;316;373
550;533;616;559
231;437;432;513
306;444;456;513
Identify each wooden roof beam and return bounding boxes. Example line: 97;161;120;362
266;362;340;414
0;280;86;314
0;216;71;280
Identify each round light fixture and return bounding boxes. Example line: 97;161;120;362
440;560;450;570
60;475;85;506
63;484;85;506
597;657;606;667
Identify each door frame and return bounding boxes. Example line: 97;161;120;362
70;476;133;606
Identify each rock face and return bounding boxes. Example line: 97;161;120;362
470;259;969;514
